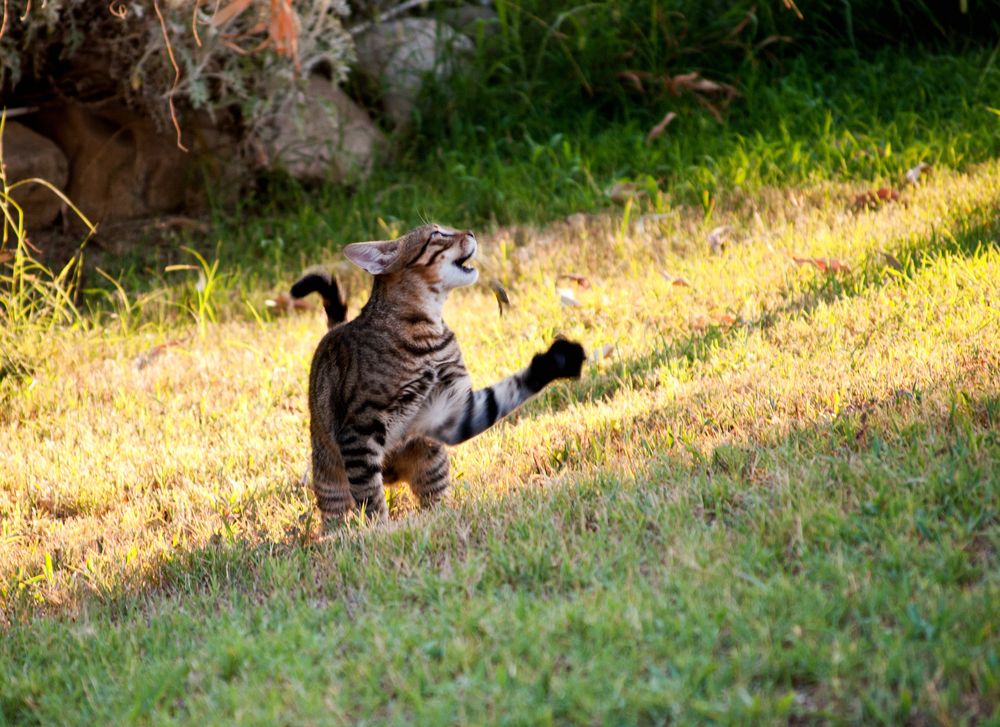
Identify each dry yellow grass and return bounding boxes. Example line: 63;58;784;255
1;159;998;623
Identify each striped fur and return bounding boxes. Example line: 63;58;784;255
296;224;585;524
290;269;348;328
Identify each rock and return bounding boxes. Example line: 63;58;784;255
267;75;386;183
33;102;194;227
441;4;499;35
1;122;69;228
354;17;473;127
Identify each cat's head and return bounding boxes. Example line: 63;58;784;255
343;224;479;290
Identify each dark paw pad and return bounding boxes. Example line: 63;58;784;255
526;339;586;391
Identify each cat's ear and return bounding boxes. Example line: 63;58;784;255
343;240;401;275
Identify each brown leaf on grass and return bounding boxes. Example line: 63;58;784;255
755;34;793;51
645;111;677;143
690;315;710;332
905;162;932;185
0;251;12;264
265;291;314;313
133;338;185;370
668;72;739;100
693;94;724;123
727;5;757;37
489;278;511;317
557;273;591;289
618;71;646;93
660;271;691;287
792;256;851;273
879;250;903;272
850;187;900;211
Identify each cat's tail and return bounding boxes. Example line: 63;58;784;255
291;269;348;328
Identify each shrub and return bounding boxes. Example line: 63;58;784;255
0;1;355;147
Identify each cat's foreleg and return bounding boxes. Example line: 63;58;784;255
427;339;585;446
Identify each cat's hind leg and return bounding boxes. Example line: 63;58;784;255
384;437;450;508
311;441;354;525
337;427;388;522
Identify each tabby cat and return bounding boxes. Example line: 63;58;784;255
291;224;585;523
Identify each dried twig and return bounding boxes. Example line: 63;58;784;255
191;0;202;47
782;0;804;20
0;0;9;42
153;0;189;152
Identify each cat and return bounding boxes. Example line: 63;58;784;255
291;224;585;524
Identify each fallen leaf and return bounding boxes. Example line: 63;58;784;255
879;250;903;272
669;71;701;89
905;162;931;185
660;271;691;287
693;94;725;123
557;273;591;289
755;34;793;51
689;315;710;332
265;291;314;313
489;278;511;317
707;225;733;254
791;256;851;273
850;187;900;211
557;287;580;307
618;70;646;93
645;111;677;143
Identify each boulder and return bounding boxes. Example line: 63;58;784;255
441;4;499;35
267;75;386;183
33;102;194;227
355;17;473;128
1;122;69;228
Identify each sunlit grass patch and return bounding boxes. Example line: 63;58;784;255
1;155;998;722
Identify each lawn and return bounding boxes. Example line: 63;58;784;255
1;47;999;724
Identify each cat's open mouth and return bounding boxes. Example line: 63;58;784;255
454;251;476;273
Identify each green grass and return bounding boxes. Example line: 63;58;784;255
2;42;999;725
2;152;999;722
88;46;1000;292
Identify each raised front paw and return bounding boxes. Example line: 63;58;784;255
526;339;586;391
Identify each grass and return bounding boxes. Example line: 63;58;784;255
2;148;999;722
1;37;999;724
87;46;1000;288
